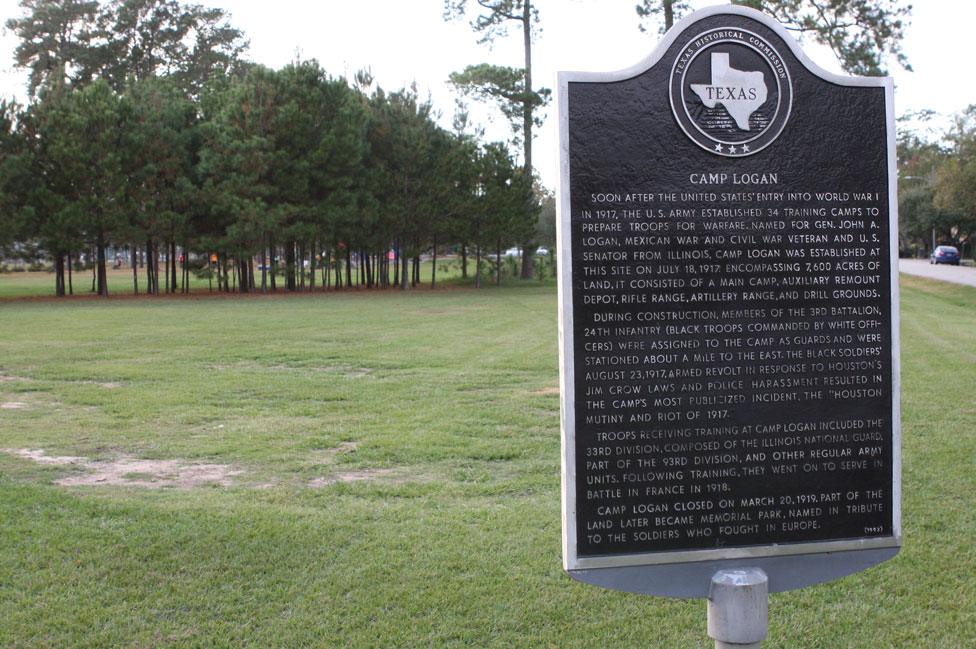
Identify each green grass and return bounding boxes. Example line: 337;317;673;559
0;276;973;647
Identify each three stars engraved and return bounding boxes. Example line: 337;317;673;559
712;143;751;155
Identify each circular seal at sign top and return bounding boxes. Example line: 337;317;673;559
669;27;792;157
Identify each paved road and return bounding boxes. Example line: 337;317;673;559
899;259;976;288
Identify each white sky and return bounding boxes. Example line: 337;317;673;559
1;0;972;189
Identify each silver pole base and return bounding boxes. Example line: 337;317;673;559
707;568;769;649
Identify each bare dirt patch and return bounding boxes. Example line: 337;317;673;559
531;386;560;395
273;364;372;378
1;401;29;409
2;448;241;488
324;440;359;458
304;440;359;465
308;468;395;488
59;459;241;488
90;381;123;389
211;361;372;379
0;373;32;383
4;448;87;464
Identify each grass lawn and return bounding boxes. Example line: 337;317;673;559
0;276;974;647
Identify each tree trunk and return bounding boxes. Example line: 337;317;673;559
242;257;248;293
54;254;64;297
346;246;352;289
67;251;73;295
520;245;537;279
322;250;332;289
475;245;482;289
334;247;343;289
519;0;537;280
664;0;674;30
145;240;153;294
400;249;408;290
496;237;502;286
268;237;278;293
431;236;437;289
461;243;468;278
261;237;268;293
309;240;317;291
153;243;160;295
164;242;170;293
96;232;108;296
170;239;177;293
270;245;277;292
285;240;296;291
393;240;400;287
131;245;139;294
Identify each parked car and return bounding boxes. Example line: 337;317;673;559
930;245;961;265
504;247;521;257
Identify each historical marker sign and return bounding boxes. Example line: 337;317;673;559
557;6;900;597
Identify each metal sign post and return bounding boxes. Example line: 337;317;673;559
707;568;767;648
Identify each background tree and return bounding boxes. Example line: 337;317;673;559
445;0;548;279
425;119;482;289
897;113;946;257
197;66;277;293
121;76;197;294
6;0;100;96
376;87;441;290
0;101;31;253
302;65;369;292
7;0;247;99
636;0;911;75
95;0;248;94
932;106;976;259
533;185;555;255
33;80;128;295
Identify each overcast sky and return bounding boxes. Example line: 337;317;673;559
1;0;972;189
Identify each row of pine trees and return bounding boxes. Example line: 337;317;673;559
0;0;545;296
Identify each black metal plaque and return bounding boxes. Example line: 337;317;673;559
557;6;900;594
